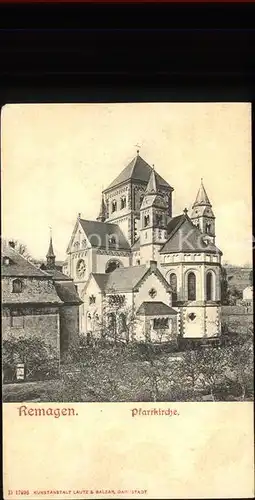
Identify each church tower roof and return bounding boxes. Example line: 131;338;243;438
190;179;215;226
104;152;173;192
46;230;56;269
46;235;55;259
97;195;107;222
145;165;158;194
192;179;211;207
141;165;167;211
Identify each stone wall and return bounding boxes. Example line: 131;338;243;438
222;305;253;334
2;305;60;352
2;276;61;304
59;305;80;353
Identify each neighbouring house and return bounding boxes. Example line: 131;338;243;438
242;285;253;305
63;151;223;342
1;240;82;370
40;235;82;354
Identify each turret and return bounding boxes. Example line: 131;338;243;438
139;166;168;264
190;179;215;243
46;229;56;269
96;194;107;222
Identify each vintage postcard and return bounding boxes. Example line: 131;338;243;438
1;102;254;499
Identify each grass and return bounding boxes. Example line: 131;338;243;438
3;379;63;402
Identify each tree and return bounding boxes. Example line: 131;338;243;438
61;343;141;402
220;266;230;305
222;326;254;400
3;238;34;262
132;342;182;402
94;289;142;346
249;269;253;285
197;346;228;401
2;337;59;382
228;285;242;305
179;349;205;397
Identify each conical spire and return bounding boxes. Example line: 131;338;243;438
97;194;107;222
145;165;158;194
192;178;211;207
46;229;56;268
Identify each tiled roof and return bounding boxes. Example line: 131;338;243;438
131;238;141;252
1;246;50;278
89;264;171;293
166;214;185;236
96;195;107;222
54;282;82;305
41;266;72;281
136;301;178;316
105;265;148;292
193;180;211;207
145;167;158;194
105;154;172;191
88;266;148;292
46;236;55;258
160;215;222;254
92;273;110;291
79;219;131;251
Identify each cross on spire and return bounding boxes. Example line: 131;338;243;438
134;144;141;155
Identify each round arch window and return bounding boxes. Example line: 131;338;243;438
105;259;123;274
76;259;86;278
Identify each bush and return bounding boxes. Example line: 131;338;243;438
2;337;59;383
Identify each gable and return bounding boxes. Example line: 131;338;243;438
66;219;91;253
135;272;171;311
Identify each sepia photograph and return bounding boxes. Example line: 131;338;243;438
1;102;253;404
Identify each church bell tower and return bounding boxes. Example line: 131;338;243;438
139;166;168;264
190;179;215;243
45;230;56;269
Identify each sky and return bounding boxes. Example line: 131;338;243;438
1;102;252;266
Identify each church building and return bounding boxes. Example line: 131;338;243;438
63;151;222;344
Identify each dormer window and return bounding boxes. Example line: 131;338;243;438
3;256;10;266
111;200;117;213
120;197;126;209
12;279;22;293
